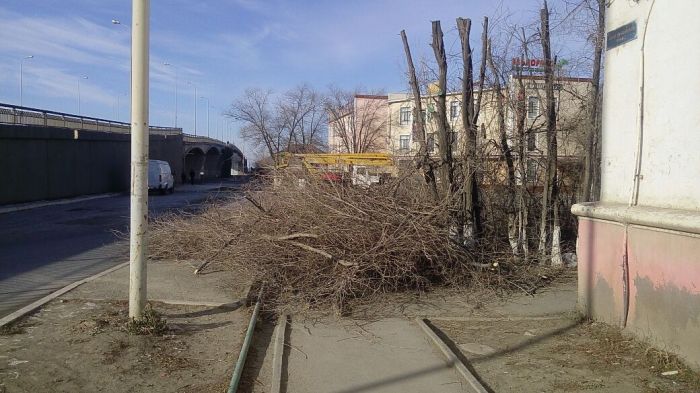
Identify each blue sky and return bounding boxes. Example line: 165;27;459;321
0;0;570;151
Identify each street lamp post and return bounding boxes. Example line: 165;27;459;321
128;0;150;320
77;76;88;115
163;62;178;128
115;92;127;121
199;96;210;137
111;18;130;123
20;55;34;107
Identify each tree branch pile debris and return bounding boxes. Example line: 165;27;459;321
149;172;494;313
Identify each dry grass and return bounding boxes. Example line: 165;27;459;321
0;323;26;336
586;322;700;390
126;305;168;336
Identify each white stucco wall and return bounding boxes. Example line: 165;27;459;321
601;0;700;210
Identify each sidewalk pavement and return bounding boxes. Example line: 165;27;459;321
249;280;579;393
285;318;472;393
61;260;247;305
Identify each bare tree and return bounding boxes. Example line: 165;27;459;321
227;88;285;164
537;0;561;265
581;0;605;202
400;30;439;201
456;17;488;240
279;84;327;152
487;38;518;253
227;85;327;164
325;87;388;154
431;20;454;200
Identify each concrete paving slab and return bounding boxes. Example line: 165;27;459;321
62;260;246;305
286;318;471;393
488;281;578;317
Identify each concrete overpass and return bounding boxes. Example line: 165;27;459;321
183;134;246;183
0;103;247;204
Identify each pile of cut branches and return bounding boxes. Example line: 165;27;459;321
150;171;481;313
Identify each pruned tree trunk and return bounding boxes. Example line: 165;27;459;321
400;30;439;201
582;0;605;202
487;38;518;254
538;1;559;265
551;194;563;266
431;21;454;201
456;17;487;242
516;41;530;258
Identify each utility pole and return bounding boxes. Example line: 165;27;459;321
190;83;197;136
20;55;34;107
163;62;178;128
77;76;88;115
129;0;150;320
200;96;210;137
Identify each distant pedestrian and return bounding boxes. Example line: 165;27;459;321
189;170;195;185
180;172;186;184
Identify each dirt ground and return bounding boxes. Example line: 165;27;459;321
3;269;699;393
430;317;700;393
0;299;249;393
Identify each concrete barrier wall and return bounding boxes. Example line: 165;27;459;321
148;132;184;184
0;124;183;205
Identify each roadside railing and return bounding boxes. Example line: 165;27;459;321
0;102;182;135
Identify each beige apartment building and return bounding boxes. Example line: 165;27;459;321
328;76;591;185
388;76;591;156
327;94;390;154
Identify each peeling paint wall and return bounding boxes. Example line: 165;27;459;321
577;219;700;368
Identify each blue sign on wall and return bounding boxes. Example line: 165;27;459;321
607;21;637;50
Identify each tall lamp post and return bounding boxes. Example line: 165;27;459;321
128;0;150;320
163;62;178;128
77;76;88;115
199;96;210;137
111;18;130;122
115;92;127;121
20;55;34;107
187;81;197;135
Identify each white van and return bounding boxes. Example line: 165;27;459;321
148;160;174;194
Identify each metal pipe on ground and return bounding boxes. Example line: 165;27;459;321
227;287;263;393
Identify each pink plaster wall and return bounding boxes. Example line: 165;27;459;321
577;218;626;324
577;217;700;368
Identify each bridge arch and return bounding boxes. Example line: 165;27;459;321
184;147;205;183
203;146;222;180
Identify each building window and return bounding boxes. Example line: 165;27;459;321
399;107;411;125
450;101;460;119
427;133;435;153
527;96;539;119
399;135;411;150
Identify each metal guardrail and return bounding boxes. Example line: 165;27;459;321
182;133;223;144
0;102;243;156
0;102;182;135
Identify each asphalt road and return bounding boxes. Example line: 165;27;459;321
0;179;245;318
